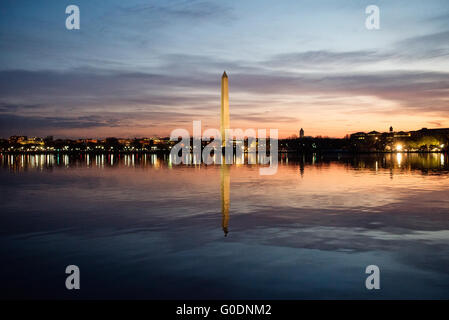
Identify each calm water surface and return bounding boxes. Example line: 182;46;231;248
1;153;449;299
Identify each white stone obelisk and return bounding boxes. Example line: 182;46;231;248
221;71;230;147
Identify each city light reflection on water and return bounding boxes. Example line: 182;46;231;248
396;152;402;167
1;152;448;173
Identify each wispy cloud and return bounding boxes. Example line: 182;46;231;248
119;0;234;22
1;1;449;137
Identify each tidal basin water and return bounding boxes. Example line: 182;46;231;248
1;153;448;299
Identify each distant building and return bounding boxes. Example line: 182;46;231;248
411;127;449;136
350;132;367;140
299;128;304;139
350;127;449;152
367;131;382;138
8;136;44;146
394;131;411;138
9;136;27;144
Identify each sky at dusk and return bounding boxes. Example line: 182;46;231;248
1;0;449;138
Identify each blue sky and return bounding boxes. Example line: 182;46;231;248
1;0;449;138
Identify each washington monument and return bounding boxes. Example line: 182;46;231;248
221;71;230;147
220;71;230;235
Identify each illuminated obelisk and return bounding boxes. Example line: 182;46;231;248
221;71;230;147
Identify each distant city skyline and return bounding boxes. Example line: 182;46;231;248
1;0;449;139
1;123;448;141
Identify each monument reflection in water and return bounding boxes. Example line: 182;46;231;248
0;152;448;299
221;164;230;236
